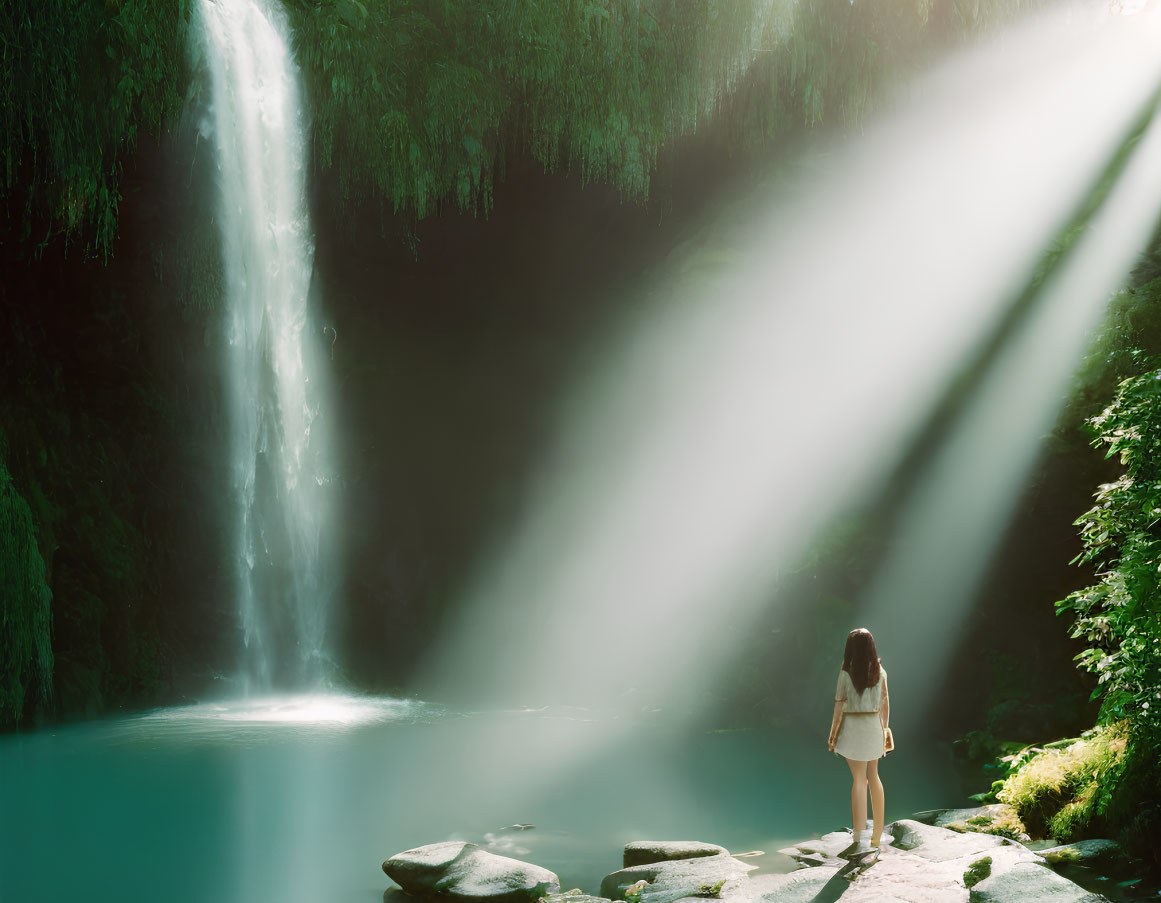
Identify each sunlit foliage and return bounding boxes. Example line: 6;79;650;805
1049;283;1161;855
996;722;1128;840
1060;357;1161;739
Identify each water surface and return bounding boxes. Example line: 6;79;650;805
0;696;965;903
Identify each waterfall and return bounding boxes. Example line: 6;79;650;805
195;0;338;692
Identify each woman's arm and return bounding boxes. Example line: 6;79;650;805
879;675;890;730
828;699;844;752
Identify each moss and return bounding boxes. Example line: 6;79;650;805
963;856;992;889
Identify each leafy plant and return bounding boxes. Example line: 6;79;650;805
1057;355;1161;744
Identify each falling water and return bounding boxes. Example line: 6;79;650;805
196;0;337;691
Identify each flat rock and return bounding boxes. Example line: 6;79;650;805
888;820;1027;863
761;821;1050;903
746;866;842;902
638;824;1115;903
383;841;560;903
968;862;1109;902
624;842;729;868
933;805;1017;830
601;853;756;903
541;891;614;903
776;831;856;866
1040;839;1126;868
932;805;1030;843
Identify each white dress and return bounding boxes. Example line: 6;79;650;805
834;667;887;761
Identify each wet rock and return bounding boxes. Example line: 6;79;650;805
600;852;755;903
968;862;1109;902
623;842;730;868
746;866;842;902
667;823;1113;903
932;805;1030;843
383;841;560;903
540;890;614;903
933;806;1004;827
887;819;1030;862
771;821;1051;902
1040;839;1126;869
775;831;853;866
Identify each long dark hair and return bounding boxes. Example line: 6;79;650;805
842;628;882;695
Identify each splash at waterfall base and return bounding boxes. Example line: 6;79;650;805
381;815;1140;903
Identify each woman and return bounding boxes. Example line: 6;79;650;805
827;627;889;855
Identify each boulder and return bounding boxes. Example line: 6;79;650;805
623;842;729;868
968;862;1108;902
383;841;560;903
600;852;755;903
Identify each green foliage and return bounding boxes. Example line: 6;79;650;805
285;0;778;216
963;856;992;889
695;880;726;897
996;722;1129;841
0;0;188;256
0;435;54;725
3;0;1041;249
1058;354;1161;739
1048;344;1161;859
284;0;1036;221
1070;279;1161;421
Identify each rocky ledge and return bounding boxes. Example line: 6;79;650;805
383;816;1126;903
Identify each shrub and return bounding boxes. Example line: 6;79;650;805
996;722;1128;841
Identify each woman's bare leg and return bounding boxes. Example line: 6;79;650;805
845;758;868;843
867;758;885;846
